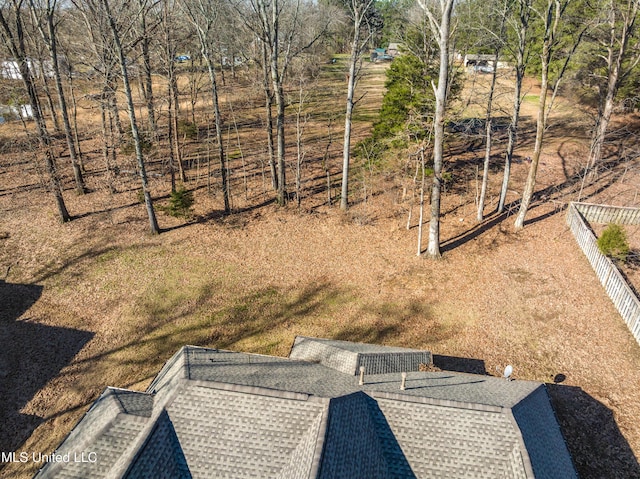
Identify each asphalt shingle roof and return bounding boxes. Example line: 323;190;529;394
35;336;577;479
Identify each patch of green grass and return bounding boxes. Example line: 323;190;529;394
351;111;378;123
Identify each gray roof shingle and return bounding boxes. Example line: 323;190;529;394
35;337;577;479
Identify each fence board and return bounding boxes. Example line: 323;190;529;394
567;202;640;346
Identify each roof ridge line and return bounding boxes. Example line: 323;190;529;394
186;379;311;401
370;390;506;413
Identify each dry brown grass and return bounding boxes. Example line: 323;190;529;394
1;59;640;478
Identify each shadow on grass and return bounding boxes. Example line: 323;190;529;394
46;282;454;424
547;383;640;479
0;280;94;456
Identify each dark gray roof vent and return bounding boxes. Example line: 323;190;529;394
289;336;431;376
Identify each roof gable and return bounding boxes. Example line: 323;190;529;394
35;339;577;479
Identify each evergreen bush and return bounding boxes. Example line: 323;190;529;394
597;224;630;261
168;186;194;218
177;120;198;140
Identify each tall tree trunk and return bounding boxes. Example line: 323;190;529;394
421;0;455;258
170;69;186;183
270;0;287;206
109;93;124;138
498;0;530;213
39;62;61;133
587;0;637;171
340;15;360;211
100;100;116;193
515;0;579;229
261;41;278;191
43;7;86;194
67;66;85;172
103;0;159;234
477;54;499;221
139;9;157;138
498;65;524;213
514;15;553;230
417;148;426;256
204;55;230;213
167;78;177;192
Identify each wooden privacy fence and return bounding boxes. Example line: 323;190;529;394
567;202;640;346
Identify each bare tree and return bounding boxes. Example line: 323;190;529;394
340;0;376;210
0;0;71;222
477;2;510;221
180;0;230;213
136;0;158;138
28;0;87;194
237;0;331;205
417;0;455;258
514;0;584;229
498;0;532;213
100;0;160;234
586;0;640;172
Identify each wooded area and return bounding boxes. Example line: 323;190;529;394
2;0;640;251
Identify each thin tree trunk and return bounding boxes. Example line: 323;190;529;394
167;79;177;192
341;17;360;211
139;8;157;138
515;0;578;229
103;0;159;234
514;32;552;229
424;0;454;258
40;63;61;133
261;41;277;191
498;66;523;213
477;53;500;221
269;13;287;205
170;70;186;183
44;8;86;194
204;55;230;213
67;67;85;172
498;0;530;213
295;81;306;207
417;149;425;256
100;101;116;193
108;89;124;138
587;0;636;171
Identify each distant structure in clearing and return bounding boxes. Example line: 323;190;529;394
463;54;510;71
387;42;403;57
35;336;577;478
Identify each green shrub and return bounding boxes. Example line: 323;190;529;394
168;186;194;218
120;130;153;155
177;120;198;140
597;224;630;261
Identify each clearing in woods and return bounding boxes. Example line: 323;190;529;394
1;59;640;478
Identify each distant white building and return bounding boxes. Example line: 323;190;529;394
463;54;509;70
387;42;403;56
0;58;57;80
0;104;33;123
